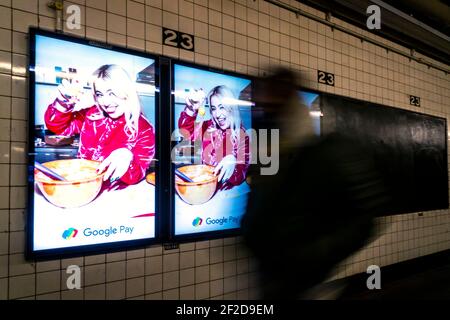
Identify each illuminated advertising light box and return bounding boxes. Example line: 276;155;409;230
171;63;253;238
28;29;159;258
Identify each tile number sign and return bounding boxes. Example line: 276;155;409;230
162;28;195;52
410;95;420;107
318;70;335;86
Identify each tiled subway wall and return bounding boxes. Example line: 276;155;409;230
0;0;449;299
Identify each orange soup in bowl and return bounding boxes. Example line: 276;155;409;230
34;159;105;208
175;165;217;205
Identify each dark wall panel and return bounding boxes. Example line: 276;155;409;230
322;95;448;215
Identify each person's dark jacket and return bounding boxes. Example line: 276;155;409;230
241;133;390;299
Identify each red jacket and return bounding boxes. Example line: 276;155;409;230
178;108;250;188
45;100;155;185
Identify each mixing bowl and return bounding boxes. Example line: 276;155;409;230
34;159;105;208
175;165;217;205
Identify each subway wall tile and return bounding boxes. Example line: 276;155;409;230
8;253;35;276
162;0;178;14
10;142;26;164
9;186;26;208
12;10;38;33
195;265;209;284
85;284;106;300
12;32;27;55
0;74;11;97
179;284;195;299
127;18;145;39
145;24;162;43
162;288;179;300
9;273;35;299
195;282;209;300
84;264;106;286
106;280;125;300
0;187;9;210
126;258;145;278
84;254;105;266
11;98;26;120
145;273;162;294
107;31;127;46
163;253;179;273
179;16;194;35
128;0;145;21
0;254;9;278
180;267;194;287
127;35;145;51
0;96;11;119
0;29;12;51
107;13;127;34
35;259;60;273
146;6;162;26
106;261;126;282
162;11;178;30
61;288;84;300
36;270;60;295
126;277;145;298
36;292;60;300
179;0;194;19
86;0;106;11
0;51;11;74
107;0;126;16
162;270;179;290
0;6;11;29
0;209;8;233
10;164;26;186
86;8;106;30
0;164;9;186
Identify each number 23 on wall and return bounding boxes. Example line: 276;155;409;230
163;28;195;52
318;70;335;86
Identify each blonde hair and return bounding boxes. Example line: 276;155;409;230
207;85;242;146
92;64;141;140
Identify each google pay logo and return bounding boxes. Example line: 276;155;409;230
62;228;78;240
192;217;203;227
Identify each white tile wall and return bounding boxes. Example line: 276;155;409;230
11;98;27;120
106;280;126;300
107;0;126;16
106;261;126;282
0;96;10;119
85;284;106;300
86;8;106;30
0;209;8;233
126;277;144;298
126;258;145;278
0;0;449;300
163;270;179;290
9;274;35;299
180;284;195;299
145;273;162;294
195;265;209;283
36;270;60;295
180;267;194;286
0;254;8;278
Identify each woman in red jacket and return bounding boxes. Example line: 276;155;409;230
45;64;155;185
178;85;250;189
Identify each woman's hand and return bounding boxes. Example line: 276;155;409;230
56;78;93;112
185;89;206;113
97;148;134;182
214;155;237;183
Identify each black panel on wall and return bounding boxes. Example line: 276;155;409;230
321;95;449;215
